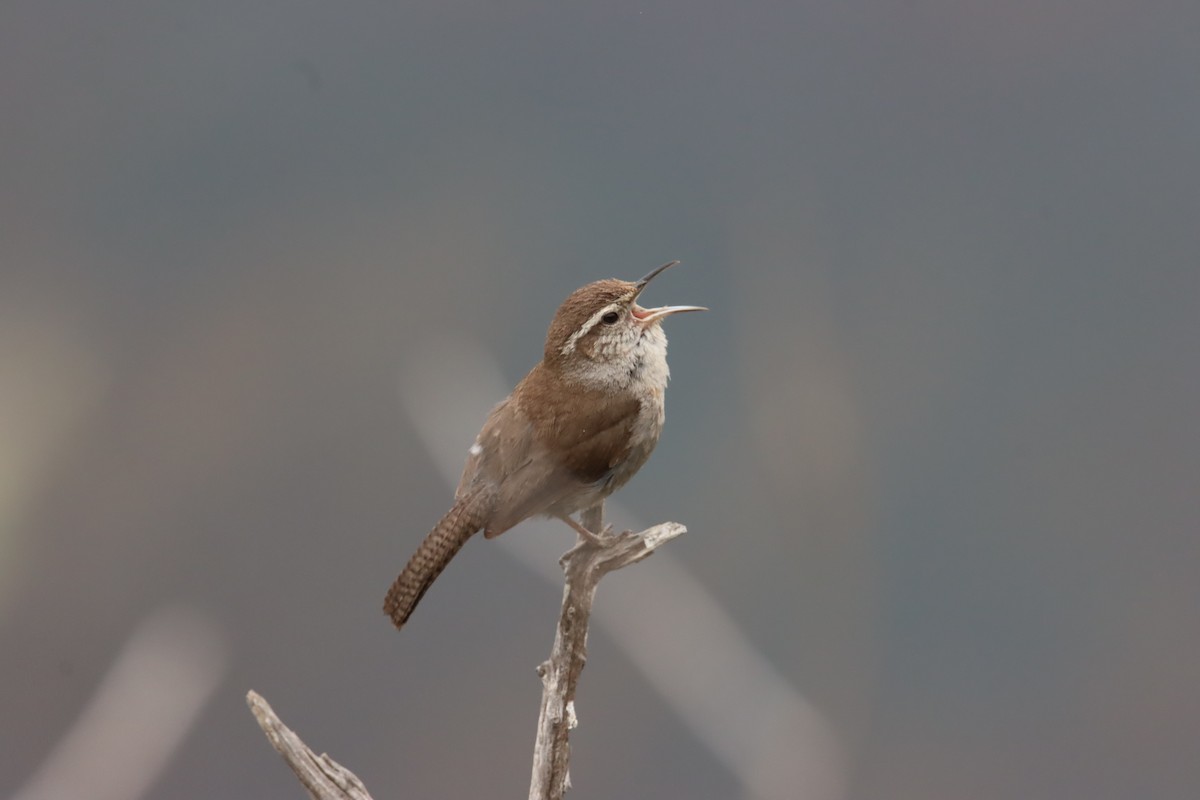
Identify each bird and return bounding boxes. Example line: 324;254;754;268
384;261;705;630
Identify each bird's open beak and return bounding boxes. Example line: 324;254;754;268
631;260;708;322
631;304;708;323
634;260;681;293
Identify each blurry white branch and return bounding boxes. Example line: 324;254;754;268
399;339;845;800
13;607;228;800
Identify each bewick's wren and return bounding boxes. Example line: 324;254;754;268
384;261;706;630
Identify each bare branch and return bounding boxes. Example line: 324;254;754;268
528;520;687;800
246;691;374;800
247;517;686;800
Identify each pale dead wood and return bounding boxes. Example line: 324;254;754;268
248;517;685;800
528;517;687;800
246;690;374;800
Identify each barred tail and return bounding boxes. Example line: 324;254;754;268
383;491;491;630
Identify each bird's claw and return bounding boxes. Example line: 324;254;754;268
578;523;615;545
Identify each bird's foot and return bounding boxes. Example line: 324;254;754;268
558;515;627;547
577;522;615;545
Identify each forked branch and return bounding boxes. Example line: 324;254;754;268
247;518;686;800
528;518;686;800
246;691;373;800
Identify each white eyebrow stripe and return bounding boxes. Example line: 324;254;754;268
559;304;620;356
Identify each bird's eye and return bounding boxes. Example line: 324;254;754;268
601;311;621;325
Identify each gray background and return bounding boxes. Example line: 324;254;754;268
3;1;1198;798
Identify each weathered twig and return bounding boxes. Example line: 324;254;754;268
248;516;685;800
528;515;687;800
246;690;374;800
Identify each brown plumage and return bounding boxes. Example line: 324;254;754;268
382;487;494;628
383;263;705;630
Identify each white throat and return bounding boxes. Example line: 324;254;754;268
564;324;671;394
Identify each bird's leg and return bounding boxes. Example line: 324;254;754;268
558;514;607;545
580;502;606;538
559;503;612;544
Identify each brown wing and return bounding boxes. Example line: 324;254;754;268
550;390;641;483
478;366;641;536
455;396;534;500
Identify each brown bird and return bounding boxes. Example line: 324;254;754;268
383;261;706;630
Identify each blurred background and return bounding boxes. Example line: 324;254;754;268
2;1;1198;799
